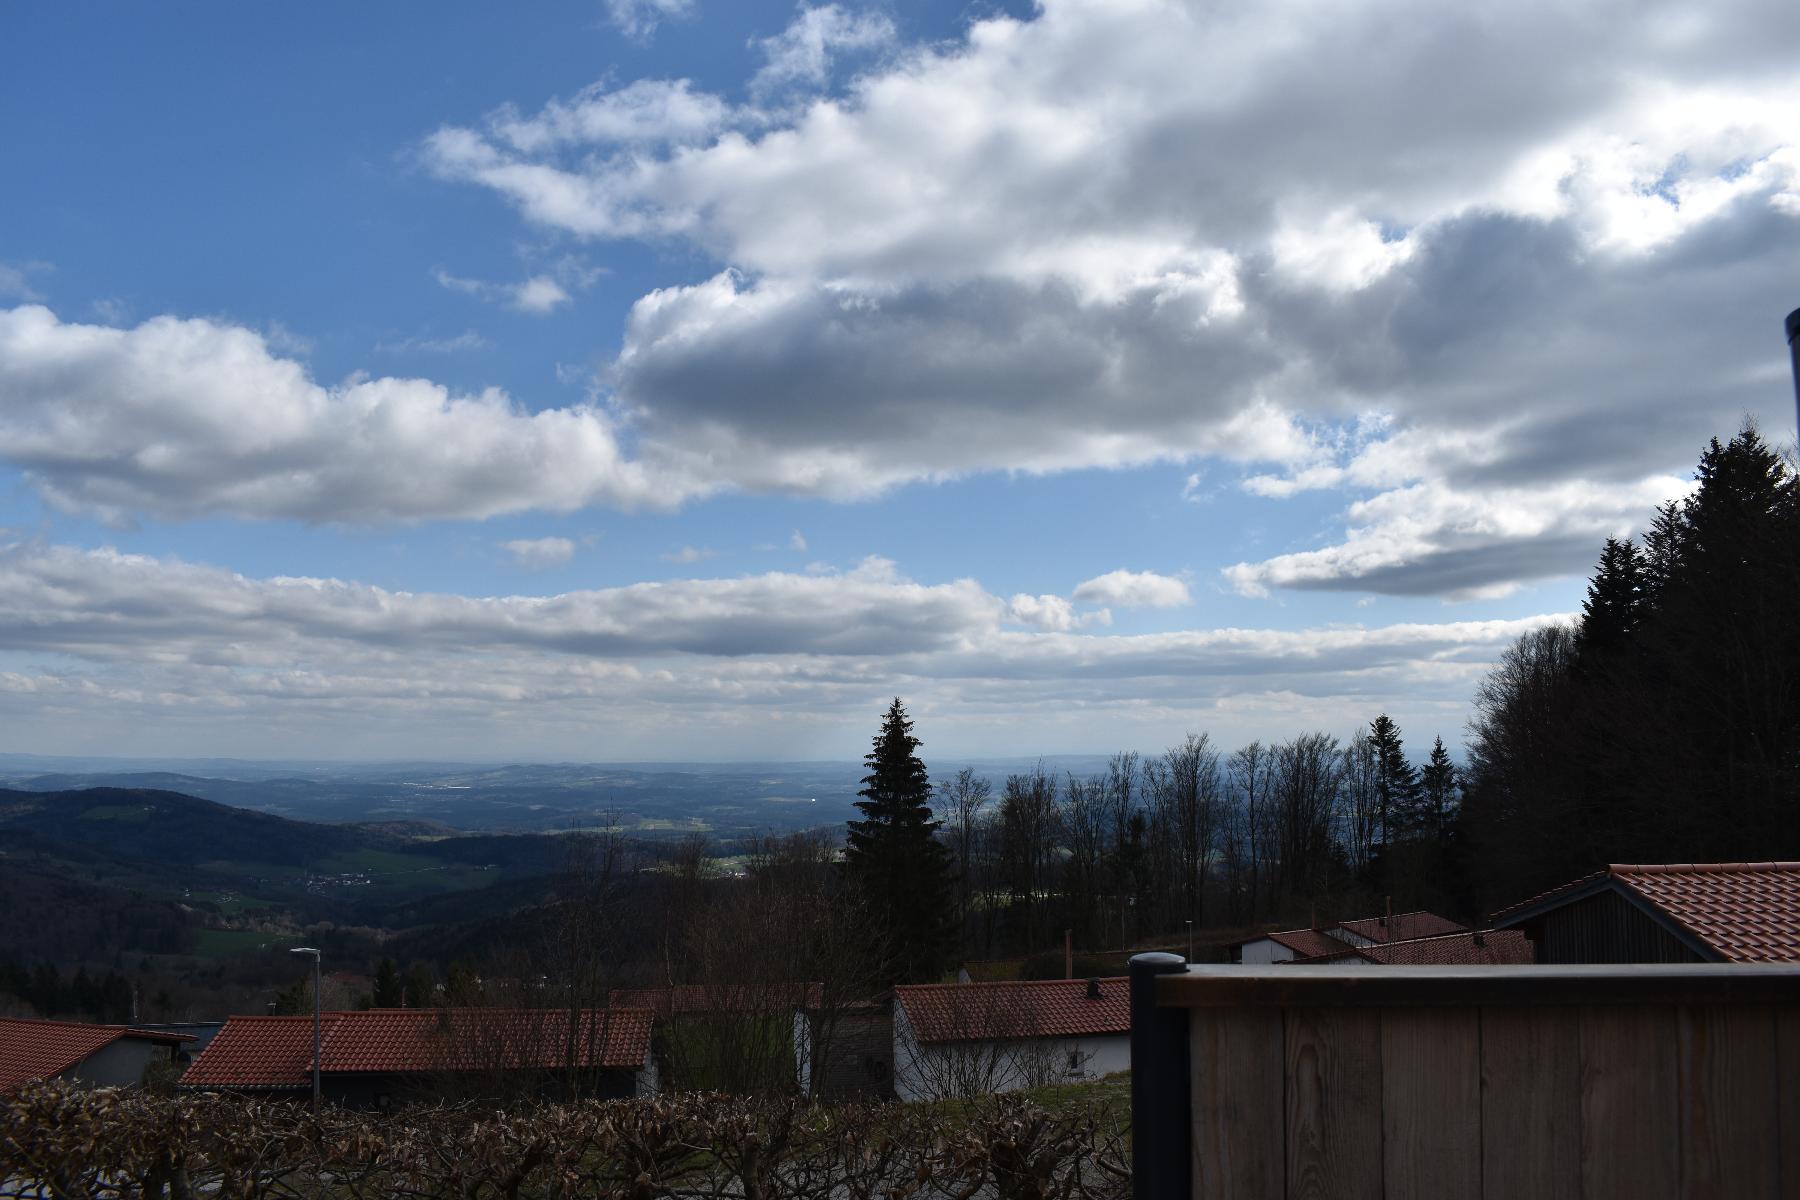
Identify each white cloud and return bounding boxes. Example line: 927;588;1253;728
0;305;696;523
434;268;590;315
489;78;734;153
376;330;492;354
0;261;50;303
661;544;717;564
502;536;577;568
1224;427;1694;597
417;0;1800;598
750;5;895;97
1072;569;1192;610
603;0;693;41
0;539;1563;756
788;530;808;551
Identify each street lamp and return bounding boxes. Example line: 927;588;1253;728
289;947;321;1113
1786;307;1800;433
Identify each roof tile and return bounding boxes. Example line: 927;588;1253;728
0;1017;193;1094
1495;863;1800;962
895;978;1128;1044
1336;911;1468;944
181;1008;652;1089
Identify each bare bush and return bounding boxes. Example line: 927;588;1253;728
0;1082;1129;1200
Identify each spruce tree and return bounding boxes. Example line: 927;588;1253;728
843;698;955;984
1368;714;1420;847
1577;537;1643;660
1419;736;1456;845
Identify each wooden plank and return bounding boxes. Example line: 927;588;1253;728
1580;1005;1679;1200
1779;1009;1800;1200
1481;1006;1581;1200
1381;1007;1479;1200
1190;1007;1283;1200
1286;1006;1382;1200
1678;1004;1779;1199
1157;963;1800;1009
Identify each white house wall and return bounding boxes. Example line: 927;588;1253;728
1238;938;1295;965
892;1002;1128;1102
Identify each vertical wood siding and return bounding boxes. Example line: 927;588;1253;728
1188;1000;1796;1199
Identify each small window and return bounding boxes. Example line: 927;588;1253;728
1066;1049;1082;1073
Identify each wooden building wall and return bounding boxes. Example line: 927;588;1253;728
1524;889;1707;964
1154;965;1800;1200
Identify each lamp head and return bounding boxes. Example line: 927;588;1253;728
290;947;320;959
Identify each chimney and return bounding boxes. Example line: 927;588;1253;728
1382;896;1392;927
1309;903;1319;932
1064;929;1073;980
1086;977;1102;1001
1473;929;1486;947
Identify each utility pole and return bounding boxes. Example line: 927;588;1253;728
290;946;321;1113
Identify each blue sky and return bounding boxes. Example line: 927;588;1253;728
0;0;1795;761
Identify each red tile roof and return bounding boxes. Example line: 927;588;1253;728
1264;929;1351;960
181;1008;653;1089
609;982;823;1018
1335;911;1468;945
1355;929;1533;965
0;1017;195;1094
1495;863;1800;962
894;978;1128;1044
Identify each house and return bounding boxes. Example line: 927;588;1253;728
1237;927;1347;964
891;977;1129;1103
180;1007;656;1107
1493;861;1800;964
1330;910;1466;947
791;995;893;1101
1236;909;1467;963
0;1017;196;1094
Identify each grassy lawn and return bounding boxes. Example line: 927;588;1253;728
194;928;280;957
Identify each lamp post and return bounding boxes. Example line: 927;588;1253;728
289;946;321;1113
1786;307;1800;432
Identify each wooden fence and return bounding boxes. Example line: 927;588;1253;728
1128;957;1800;1200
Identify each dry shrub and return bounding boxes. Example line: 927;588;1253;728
1;1084;1128;1199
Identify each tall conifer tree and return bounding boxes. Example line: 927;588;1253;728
1368;714;1420;846
1419;736;1456;845
843;698;955;984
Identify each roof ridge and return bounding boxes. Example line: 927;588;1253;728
895;976;1126;992
1613;862;1800;875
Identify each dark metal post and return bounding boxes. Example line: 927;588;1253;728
1129;952;1190;1200
291;946;322;1113
1786;307;1800;432
311;954;321;1113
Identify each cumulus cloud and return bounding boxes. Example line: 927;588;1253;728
1073;570;1192;609
0;306;695;524
0;540;1564;755
419;0;1800;597
502;536;577;569
6;0;1796;602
